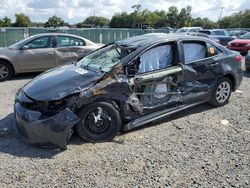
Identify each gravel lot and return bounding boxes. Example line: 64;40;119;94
0;68;250;187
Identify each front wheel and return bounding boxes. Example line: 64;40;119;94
76;102;121;142
0;61;13;81
209;78;232;107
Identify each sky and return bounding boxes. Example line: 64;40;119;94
0;0;249;24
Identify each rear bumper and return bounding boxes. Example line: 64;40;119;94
234;69;243;90
14;102;80;150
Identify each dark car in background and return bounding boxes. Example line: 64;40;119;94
227;32;250;54
199;29;236;46
0;33;102;81
185;32;220;43
14;33;243;149
229;30;248;38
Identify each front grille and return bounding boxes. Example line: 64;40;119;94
21;100;66;116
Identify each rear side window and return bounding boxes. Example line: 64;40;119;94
183;42;207;63
199;30;211;35
213;30;225;36
56;36;85;47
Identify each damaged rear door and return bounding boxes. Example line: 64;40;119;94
180;40;223;103
126;42;184;113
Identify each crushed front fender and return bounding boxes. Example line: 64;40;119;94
14;103;80;150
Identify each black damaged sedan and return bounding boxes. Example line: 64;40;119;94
14;33;243;149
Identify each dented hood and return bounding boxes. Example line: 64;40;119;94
23;64;103;101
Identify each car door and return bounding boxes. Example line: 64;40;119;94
126;42;184;114
180;40;223;103
17;36;56;72
55;35;90;65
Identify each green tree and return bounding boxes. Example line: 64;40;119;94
219;10;250;28
192;17;217;29
44;16;66;28
130;4;144;28
166;6;178;28
110;12;132;28
82;16;109;27
14;13;32;27
31;22;45;27
0;16;12;27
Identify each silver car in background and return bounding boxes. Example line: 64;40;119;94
0;33;102;81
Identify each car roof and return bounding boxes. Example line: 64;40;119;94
116;33;208;48
33;33;84;38
180;27;202;29
32;33;97;46
211;29;226;31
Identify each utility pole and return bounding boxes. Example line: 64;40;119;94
218;7;224;28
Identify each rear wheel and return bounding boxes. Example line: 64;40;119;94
209;77;232;107
0;61;13;81
76;102;121;142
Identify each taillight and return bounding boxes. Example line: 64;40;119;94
236;55;242;62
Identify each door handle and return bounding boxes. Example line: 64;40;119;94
47;52;54;55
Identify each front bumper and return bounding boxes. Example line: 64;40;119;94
14;102;80;150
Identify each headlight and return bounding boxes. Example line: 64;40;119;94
246;43;250;47
228;42;231;46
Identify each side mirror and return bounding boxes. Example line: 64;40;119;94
209;47;216;56
21;45;29;50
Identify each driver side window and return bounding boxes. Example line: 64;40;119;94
126;44;175;76
26;36;52;49
138;45;173;73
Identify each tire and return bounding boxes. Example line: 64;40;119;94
209;77;232;107
76;101;121;142
0;61;13;81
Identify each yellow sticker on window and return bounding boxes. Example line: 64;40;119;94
210;47;215;55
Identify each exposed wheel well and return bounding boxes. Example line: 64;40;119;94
0;58;15;74
224;74;235;91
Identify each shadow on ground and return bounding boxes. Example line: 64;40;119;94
12;72;41;81
0;113;63;159
0;103;215;158
125;103;214;133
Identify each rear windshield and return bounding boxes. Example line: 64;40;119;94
199;30;211;35
176;28;187;33
240;32;250;39
213;30;225;36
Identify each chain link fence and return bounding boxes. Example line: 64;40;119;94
0;28;26;47
0;28;171;47
1;27;250;47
